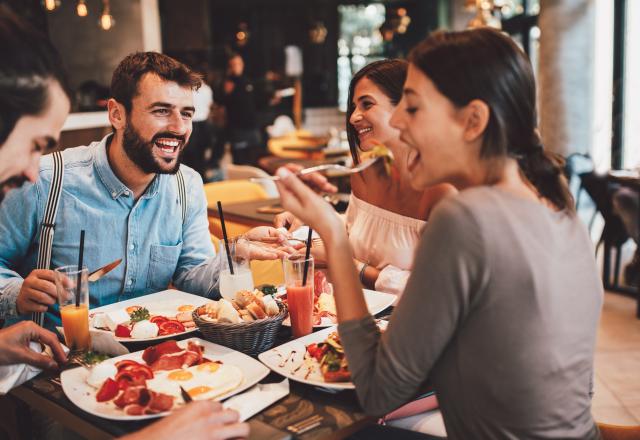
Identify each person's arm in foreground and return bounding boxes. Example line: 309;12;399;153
119;401;248;440
275;167;485;414
0;321;67;369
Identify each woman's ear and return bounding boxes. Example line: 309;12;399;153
107;98;126;130
462;99;490;143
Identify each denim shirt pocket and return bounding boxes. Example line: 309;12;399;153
146;242;183;290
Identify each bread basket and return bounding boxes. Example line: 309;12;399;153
192;302;288;356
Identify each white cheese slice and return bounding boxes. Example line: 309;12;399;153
104;309;131;331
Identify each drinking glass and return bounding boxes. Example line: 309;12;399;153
219;237;254;300
55;265;91;351
283;254;314;338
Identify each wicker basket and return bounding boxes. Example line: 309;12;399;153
192;302;288;356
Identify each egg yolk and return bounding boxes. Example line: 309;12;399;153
167;370;194;381
178;305;194;312
188;386;213;398
197;362;220;373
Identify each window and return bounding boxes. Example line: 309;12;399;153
337;4;386;112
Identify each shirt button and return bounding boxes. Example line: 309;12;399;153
124;190;130;196
129;244;135;250
127;279;133;286
111;191;117;197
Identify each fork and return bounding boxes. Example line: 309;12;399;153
250;156;381;182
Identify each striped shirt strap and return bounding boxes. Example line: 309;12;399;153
176;169;187;224
32;151;65;326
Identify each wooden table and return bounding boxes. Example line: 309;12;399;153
607;170;640;318
8;326;381;439
208;198;282;229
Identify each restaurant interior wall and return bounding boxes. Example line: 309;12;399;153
159;0;442;110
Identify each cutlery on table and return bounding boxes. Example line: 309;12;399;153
250;156;382;182
88;259;122;283
180;385;193;403
286;414;324;434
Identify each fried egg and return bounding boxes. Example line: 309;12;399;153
146;362;243;403
177;304;195;312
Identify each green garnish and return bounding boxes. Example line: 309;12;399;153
82;351;110;365
259;284;278;296
129;307;150;323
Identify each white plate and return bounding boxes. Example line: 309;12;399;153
61;337;270;421
282;289;395;328
89;289;210;342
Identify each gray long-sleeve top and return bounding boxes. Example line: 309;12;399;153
339;187;603;439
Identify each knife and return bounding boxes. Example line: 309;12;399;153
180;385;193;403
88;258;122;282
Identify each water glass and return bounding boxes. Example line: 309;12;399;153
219;237;254;300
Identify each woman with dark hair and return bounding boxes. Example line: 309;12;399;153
275;28;602;439
276;59;454;296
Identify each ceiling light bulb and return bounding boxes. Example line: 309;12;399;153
44;0;59;11
100;13;114;30
77;0;88;16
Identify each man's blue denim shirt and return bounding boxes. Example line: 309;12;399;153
0;135;220;328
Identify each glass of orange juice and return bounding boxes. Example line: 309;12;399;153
55;265;91;351
283;254;314;338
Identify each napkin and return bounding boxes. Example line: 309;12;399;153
56;327;129;356
0;341;65;395
223;379;289;422
291;226;319;242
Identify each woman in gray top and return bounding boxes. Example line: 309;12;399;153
275;28;603;439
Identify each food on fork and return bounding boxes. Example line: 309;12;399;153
360;144;394;176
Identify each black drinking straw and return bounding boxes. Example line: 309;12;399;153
302;227;313;286
217;201;234;275
76;230;85;307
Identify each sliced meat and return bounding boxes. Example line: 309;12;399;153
114;385;146;408
142;340;181;365
125;404;145;416
147;391;174;412
149;353;187;371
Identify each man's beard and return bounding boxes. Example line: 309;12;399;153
122;121;185;175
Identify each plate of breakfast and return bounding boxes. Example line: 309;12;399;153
279;272;395;328
60;337;270;420
89;290;210;342
258;321;386;390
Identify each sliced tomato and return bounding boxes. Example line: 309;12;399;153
96;378;120;402
115;324;131;338
157;320;185;336
150;316;168;325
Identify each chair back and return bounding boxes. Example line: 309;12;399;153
204;180;269;238
597;422;640;440
225;164;278;197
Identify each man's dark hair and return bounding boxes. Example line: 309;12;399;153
0;5;70;145
110;52;202;112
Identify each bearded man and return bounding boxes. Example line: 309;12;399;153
0;52;291;330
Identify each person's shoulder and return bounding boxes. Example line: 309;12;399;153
177;164;204;187
39;143;98;178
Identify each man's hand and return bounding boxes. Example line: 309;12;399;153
119;401;249;440
244;226;288;245
0;321;67;369
283;163;337;194
273;211;304;232
16;269;58;314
